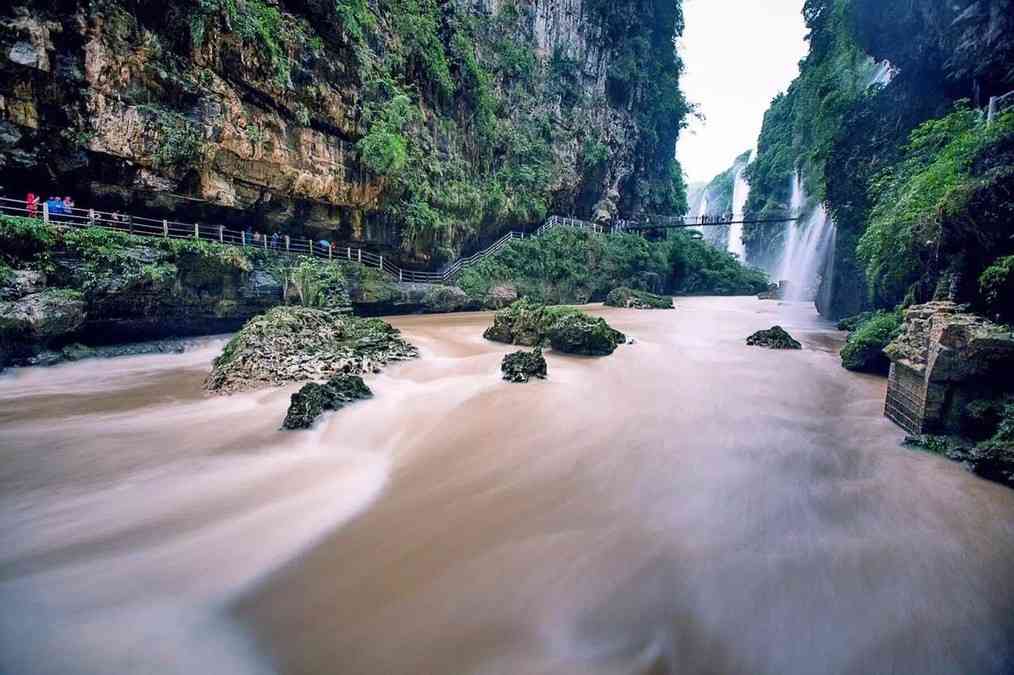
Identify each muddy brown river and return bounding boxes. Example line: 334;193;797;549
1;297;1012;674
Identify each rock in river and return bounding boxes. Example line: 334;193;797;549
484;299;625;356
746;326;802;350
501;347;548;383
206;306;417;393
282;374;373;429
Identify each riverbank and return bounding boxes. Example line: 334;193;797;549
2;298;1013;674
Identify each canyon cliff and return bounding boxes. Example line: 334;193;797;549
0;0;689;266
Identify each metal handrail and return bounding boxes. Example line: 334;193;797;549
0;195;616;285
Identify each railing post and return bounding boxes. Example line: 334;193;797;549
347;246;351;260
263;234;267;250
43;202;49;225
89;208;96;226
218;225;224;243
358;249;361;263
241;230;246;246
285;235;290;252
379;255;383;270
328;244;333;261
399;268;403;282
194;223;199;239
163;219;168;238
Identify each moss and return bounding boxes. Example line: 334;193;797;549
839;310;901;373
0;215;55;267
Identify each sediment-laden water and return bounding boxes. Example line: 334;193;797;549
2;298;1013;674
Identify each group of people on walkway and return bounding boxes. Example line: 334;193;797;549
26;193;75;218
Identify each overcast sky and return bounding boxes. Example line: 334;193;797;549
676;0;809;184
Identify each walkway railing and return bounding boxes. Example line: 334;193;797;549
0;196;614;284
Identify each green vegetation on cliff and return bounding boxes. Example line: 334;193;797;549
458;228;767;306
839;310;901;373
743;0;877;266
857;105;1014;309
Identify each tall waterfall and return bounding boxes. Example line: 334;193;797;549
867;60;897;88
727;152;752;260
775;171;836;302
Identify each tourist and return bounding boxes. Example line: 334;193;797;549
318;239;331;253
271;232;280;249
63;196;75;217
45;195;65;219
26;193;39;218
244;227;253;245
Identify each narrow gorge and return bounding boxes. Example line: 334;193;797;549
1;0;1013;673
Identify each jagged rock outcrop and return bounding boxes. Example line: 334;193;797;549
205;306;417;393
884;302;1014;435
282;373;373;430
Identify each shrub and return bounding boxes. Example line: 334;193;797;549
839;310;902;373
0;215;55;266
979;256;1014;324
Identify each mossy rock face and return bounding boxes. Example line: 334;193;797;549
746;326;802;350
547;314;626;356
501;347;548;383
282;374;373;430
206;306;417;393
604;287;673;309
839;311;901;374
0;288;86;340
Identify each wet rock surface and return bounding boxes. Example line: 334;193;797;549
501;348;548;383
205;306;418;393
282;374;373;430
746;325;802;350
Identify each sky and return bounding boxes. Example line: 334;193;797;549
676;0;810;184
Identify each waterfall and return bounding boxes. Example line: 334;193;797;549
867;60;897;89
776;172;805;283
775;172;836;302
728;152;752;260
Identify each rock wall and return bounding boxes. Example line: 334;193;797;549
883;301;1014;434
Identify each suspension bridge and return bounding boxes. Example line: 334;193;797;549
0;195;799;285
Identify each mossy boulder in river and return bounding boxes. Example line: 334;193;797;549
547;314;626;356
604;287;673;309
483;299;625;355
746;326;802;350
501;347;548;383
282;374;373;429
206;306;418;393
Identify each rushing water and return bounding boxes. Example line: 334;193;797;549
728;158;751;261
2;299;1014;674
776;173;837;302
